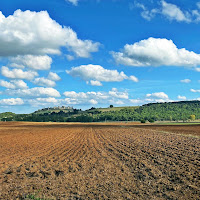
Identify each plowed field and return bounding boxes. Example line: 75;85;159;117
0;122;200;200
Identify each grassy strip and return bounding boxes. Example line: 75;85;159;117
155;122;200;125
25;194;53;200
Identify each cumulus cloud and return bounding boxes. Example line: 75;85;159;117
0;98;24;105
0;79;28;89
10;63;25;69
63;88;129;105
89;99;98;105
65;0;78;6
12;80;28;89
109;100;124;105
48;72;61;81
177;95;187;100
88;80;103;86
5;87;60;98
112;37;200;68
130;95;173;106
33;77;56;87
146;92;169;99
130;93;171;105
129;99;143;105
66;64;138;85
10;55;52;70
63;91;88;99
65;29;100;58
1;66;38;80
36;97;58;103
0;80;15;89
0;10;100;58
109;88;129;99
161;1;191;22
180;79;191;83
27;97;59;107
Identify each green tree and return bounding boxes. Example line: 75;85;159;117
190;115;195;121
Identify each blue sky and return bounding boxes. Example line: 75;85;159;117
1;0;200;113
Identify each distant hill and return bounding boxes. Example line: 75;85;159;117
136;100;200;121
85;106;138;114
1;100;200;122
0;112;16;121
33;106;74;114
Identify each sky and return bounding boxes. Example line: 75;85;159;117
1;0;200;113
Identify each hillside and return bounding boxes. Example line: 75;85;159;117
0;112;16;121
136;101;200;121
1;100;200;122
33;106;74;114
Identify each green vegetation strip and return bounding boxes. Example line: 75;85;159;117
25;194;52;200
1;101;200;123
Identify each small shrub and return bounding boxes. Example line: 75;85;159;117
148;119;155;123
140;119;146;123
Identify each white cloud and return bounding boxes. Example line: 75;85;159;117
33;77;56;87
147;98;169;103
66;64;138;84
10;55;52;70
130;97;172;105
130;99;143;105
65;29;100;58
0;98;24;105
190;89;200;93
135;1;200;23
10;63;25;69
0;80;15;89
109;88;129;99
48;72;61;81
63;91;88;99
177;95;187;100
135;2;159;21
192;10;200;22
89;99;98;105
161;1;191;22
12;80;28;89
89;80;103;86
5;87;60;98
35;97;58;103
65;0;78;6
112;37;200;68
146;92;169;99
1;66;38;80
0;10;99;58
63;88;129;105
180;79;191;83
129;75;139;82
0;80;28;89
109;99;124;105
27;97;59;107
195;68;200;72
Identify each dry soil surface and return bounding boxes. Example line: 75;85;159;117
0;122;199;199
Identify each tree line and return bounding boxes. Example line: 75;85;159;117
1;101;200;122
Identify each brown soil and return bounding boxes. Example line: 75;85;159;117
129;124;200;137
0;122;199;199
